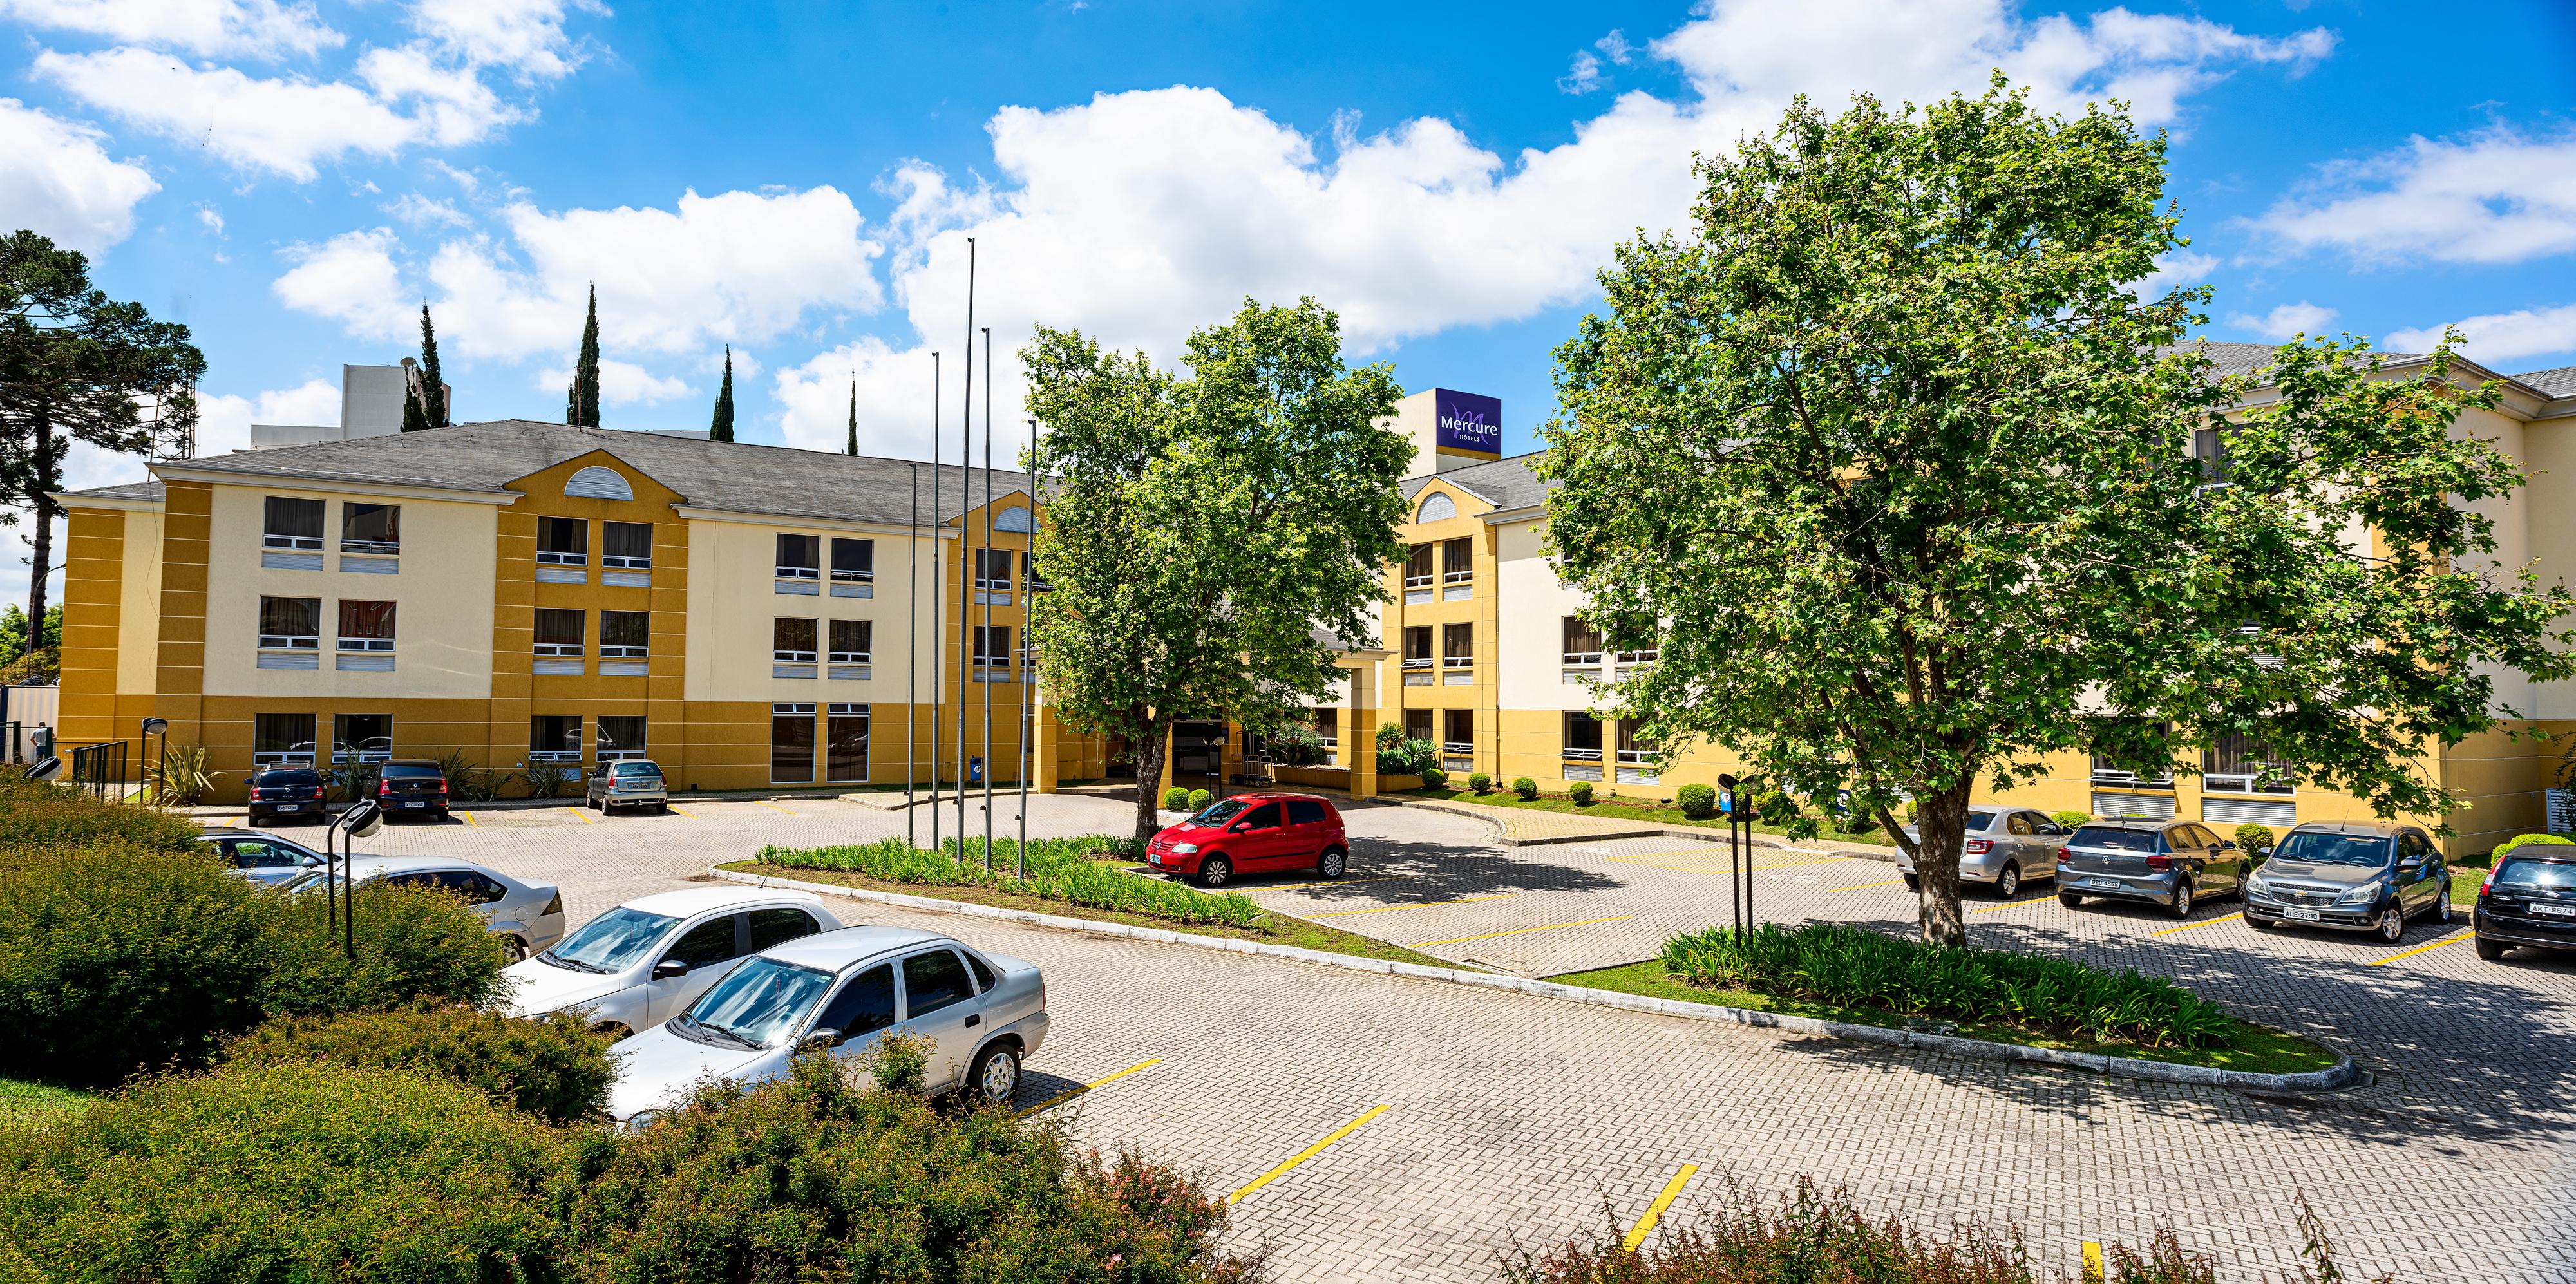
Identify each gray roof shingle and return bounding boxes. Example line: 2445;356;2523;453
2513;365;2576;399
1401;451;1555;513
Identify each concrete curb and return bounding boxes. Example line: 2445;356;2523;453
708;864;2358;1095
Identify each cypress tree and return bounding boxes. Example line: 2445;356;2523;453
710;346;735;442
400;380;430;433
564;284;601;427
418;305;448;426
844;377;858;455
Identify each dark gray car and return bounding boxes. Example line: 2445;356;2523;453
2055;818;2250;918
2244;821;2450;944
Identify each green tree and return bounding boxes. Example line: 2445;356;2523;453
0;230;203;655
844;377;858;455
709;345;735;442
1022;297;1410;841
399;378;430;434
417;304;448;427
564;283;600;427
1540;81;2574;946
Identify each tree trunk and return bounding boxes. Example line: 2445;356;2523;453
24;413;53;659
1130;713;1170;845
1913;781;1975;948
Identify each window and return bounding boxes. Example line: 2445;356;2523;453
258;596;321;649
2202;733;2291;795
662;916;741;971
1616;720;1658;764
341;502;399;554
603;521;653;569
901;950;974;1017
1287;798;1328;826
831;538;874;583
2193;426;2231;482
254;712;317;766
773;618;818;663
1402;625;1434;670
826;703;868;783
1443;709;1474;754
1564;712;1604;760
771;702;815;782
1403;708;1433;743
830;619;871;664
263;497;323;550
974;547;1012;590
596;715;647;760
1442;537;1473;584
2091;722;2175;786
973;625;1012;668
530;715;582;762
1403;543;1434;589
748;907;822;952
963;951;995;992
1312;707;1338;746
815;964;896;1039
600;610;649;658
534;608;586;656
1238;802;1283;831
1615;642;1660;664
536;516;588;565
1563;617;1604;665
337;600;396;652
1024;555;1051;592
1442;623;1473;670
776;533;820;580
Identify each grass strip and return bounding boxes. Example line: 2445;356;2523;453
0;1075;96;1128
1548;959;2338;1076
759;835;1262;928
1399;788;1897;847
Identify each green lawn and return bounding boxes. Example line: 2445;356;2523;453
1547;959;2339;1077
1398;786;1899;847
723;860;1453;968
0;1076;95;1129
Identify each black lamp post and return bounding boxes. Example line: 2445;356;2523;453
328;798;384;959
138;717;167;802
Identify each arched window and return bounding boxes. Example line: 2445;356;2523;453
1416;492;1457;524
565;466;633;501
994;504;1034;533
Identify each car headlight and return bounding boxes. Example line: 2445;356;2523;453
623;1109;665;1133
2336;882;2383;905
1170;842;1198;854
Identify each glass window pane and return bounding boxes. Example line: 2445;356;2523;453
603;521;653;560
597;716;646;756
341;502;399;549
263;497;323;540
601;610;649;648
254;713;316;755
816;964;896;1037
776;533;819;571
830;619;870;660
538;516;588;555
774;618;817;656
831;538;873;579
338;600;396;640
531;715;582;755
663;916;741;968
901;950;973;1017
747;907;820;952
826;710;868;782
771;708;815;782
259;597;320;637
534;609;585;647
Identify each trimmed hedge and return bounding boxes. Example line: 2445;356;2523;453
1569;781;1593;805
2233;823;2277;855
1512;777;1538;800
2493;833;2576;861
1160;786;1190;811
225;1006;614;1124
760;835;1264;929
2053;809;2095;829
0;770;203;858
1660;923;2237;1049
1468;772;1493;795
1186;788;1211;811
1419;766;1448;789
1676;783;1717;819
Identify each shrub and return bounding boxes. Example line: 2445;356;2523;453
1160;786;1191;811
1376;735;1439;777
0;773;202;858
252;877;511;1019
1512;777;1538;800
761;835;1265;929
1186;788;1212;811
1834;811;1877;836
1569;780;1594;805
567;1050;1255;1283
1468;772;1493;794
2053;809;2094;829
144;744;222;806
1418;766;1448;789
1904;798;1919;822
2492;833;2576;862
2233;823;2276;856
513;762;581;800
1660;922;2237;1049
1676;783;1717;819
0;1059;580;1282
433;747;499;802
225;1006;614;1124
1754;790;1799;824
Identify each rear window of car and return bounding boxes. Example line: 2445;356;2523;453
2069;826;2157;852
610;761;662;776
1961;811;1996;831
2493;857;2576;892
1286;798;1329;825
254;770;321;786
380;763;441;779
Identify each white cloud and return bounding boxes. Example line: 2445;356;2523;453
0;0;340;58
2253;127;2576;266
2227;301;2338;341
1557;50;1606;95
408;0;600;80
2128;250;2217;301
2388;303;2576;366
386;191;471;228
0;97;159;252
535;358;691;407
33;48;426;180
272;228;413;336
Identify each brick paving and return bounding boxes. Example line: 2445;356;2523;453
247;791;2576;1282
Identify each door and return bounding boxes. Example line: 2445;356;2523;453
895;948;985;1090
645;912;746;1024
1227;801;1295;871
2003;812;2041;870
1284;797;1332;867
2398;832;2441;911
813;963;899;1066
587;764;608;805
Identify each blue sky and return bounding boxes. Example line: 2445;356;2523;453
3;0;2573;601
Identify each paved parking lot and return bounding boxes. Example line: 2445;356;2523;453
234;791;2576;1282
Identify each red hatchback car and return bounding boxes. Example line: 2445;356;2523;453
1146;793;1349;887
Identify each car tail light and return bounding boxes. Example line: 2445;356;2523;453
2146;851;2172;871
2481;864;2501;896
2054;846;2070;863
377;780;395;795
1964;839;1991;855
542;892;562;916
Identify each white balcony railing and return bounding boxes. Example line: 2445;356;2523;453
2203;771;2293;795
340;538;399;555
1562;650;1603;666
534;642;584;657
1442;741;1473;756
337;636;394;652
1563;747;1604;762
1401;657;1434;670
775;563;819;579
604;553;650;570
1615;649;1660;664
1616;748;1656;764
2090;768;2175;786
537;550;585;566
1443;568;1472;585
262;533;321;551
601;645;648;659
259;632;319;650
830;650;870;665
1443;656;1473;670
1403;572;1434;589
773;648;817;663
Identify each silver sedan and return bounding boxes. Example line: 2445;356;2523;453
294;854;567;960
500;887;844;1037
1898;807;2073;898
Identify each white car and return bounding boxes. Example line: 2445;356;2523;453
293;854;567;960
502;888;843;1037
606;925;1050;1129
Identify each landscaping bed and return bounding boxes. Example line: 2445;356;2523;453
759;835;1262;927
1399;786;1898;847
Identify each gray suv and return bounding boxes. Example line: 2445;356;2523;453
2245;821;2450;944
1897;807;2072;898
2056;818;2249;918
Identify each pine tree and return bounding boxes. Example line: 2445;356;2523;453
845;377;858;455
418;305;448;426
710;346;736;442
400;380;430;433
564;284;601;427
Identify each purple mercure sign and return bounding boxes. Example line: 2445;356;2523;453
1434;389;1502;457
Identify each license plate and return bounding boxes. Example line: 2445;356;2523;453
276;804;305;812
402;800;425;808
2284;906;2323;921
2081;877;2120;889
2533;903;2576;918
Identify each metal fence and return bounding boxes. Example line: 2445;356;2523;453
1;721;52;764
69;740;128;800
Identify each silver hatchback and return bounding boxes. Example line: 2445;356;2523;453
588;759;669;814
1898;807;2072;898
2055;818;2251;918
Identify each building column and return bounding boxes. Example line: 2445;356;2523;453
1350;665;1378;802
1034;703;1059;794
1157;723;1177;794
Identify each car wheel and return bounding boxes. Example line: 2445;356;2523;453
1317;846;1348;878
965;1042;1021;1108
1993;863;2021;899
1197;856;1233;888
1902;873;1920;892
2474;935;2506;961
500;936;530;964
2434;892;2453;925
2167;880;2195;919
2375;907;2406;943
2059;892;2083;909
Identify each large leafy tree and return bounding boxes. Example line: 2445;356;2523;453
1542;81;2574;946
0;230;202;655
564;285;601;427
1023;298;1411;842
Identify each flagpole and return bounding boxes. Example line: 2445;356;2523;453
981;325;995;872
929;351;942;853
1019;417;1036;878
907;459;918;847
957;238;975;861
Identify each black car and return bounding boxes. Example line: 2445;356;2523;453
373;758;451;820
245;768;328;825
2475;843;2576;959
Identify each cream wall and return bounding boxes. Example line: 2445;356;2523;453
681;514;946;705
115;507;164;696
200;482;499;699
1493;518;1600;713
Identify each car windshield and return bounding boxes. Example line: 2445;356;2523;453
540;906;679;973
610;762;661;777
380;764;440;778
681;957;831;1047
2494;858;2576;892
2271;833;2391;867
1191;799;1251;826
2070;826;2157;852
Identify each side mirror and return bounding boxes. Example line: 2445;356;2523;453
802;1028;842;1050
300;853;325;867
652;959;690;980
2219;839;2237;850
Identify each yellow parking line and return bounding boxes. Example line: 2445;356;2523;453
2149;912;2241;936
1305;892;1518;919
668;804;699;819
755;800;799;816
1017;1057;1162;1117
2371;930;2474;967
457;810;478;826
1264;875;1416;892
1624;1163;1700;1251
2082;1240;2105;1283
1410;915;1634;947
1971;894;2055;914
566;806;594;824
1228;1105;1389;1204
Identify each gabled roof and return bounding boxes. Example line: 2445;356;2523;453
1399;450;1555;513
